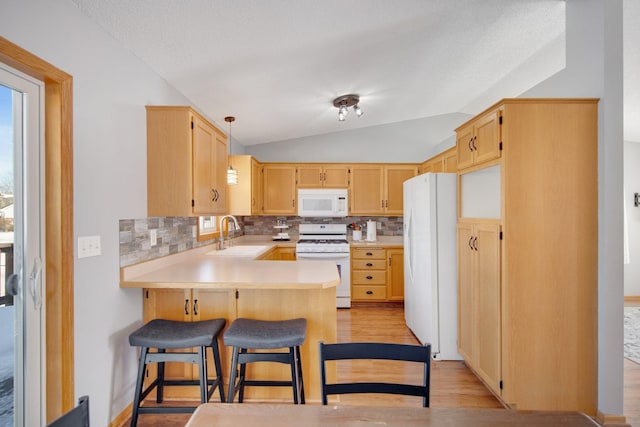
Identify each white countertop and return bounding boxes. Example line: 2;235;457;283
120;234;403;290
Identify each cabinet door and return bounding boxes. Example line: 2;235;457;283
443;148;457;172
384;166;417;215
251;158;262;214
323;165;350;188
192;115;217;215
456;124;475;170
387;248;404;301
474;223;502;393
143;289;193;382
296;165;323;188
474;110;501;165
349;166;384;215
457;223;475;362
191;289;235;381
211;131;228;214
263;164;296;214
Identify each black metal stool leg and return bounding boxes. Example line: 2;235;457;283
288;347;299;404
156;348;166;403
296;345;305;404
228;346;240;403
211;341;225;402
238;348;248;403
130;347;148;427
198;346;208;403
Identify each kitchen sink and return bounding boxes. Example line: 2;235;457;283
206;245;270;257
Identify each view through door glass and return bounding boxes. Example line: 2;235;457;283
0;64;45;427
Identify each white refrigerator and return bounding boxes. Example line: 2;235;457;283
403;172;461;360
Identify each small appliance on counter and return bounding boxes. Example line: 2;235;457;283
273;219;290;241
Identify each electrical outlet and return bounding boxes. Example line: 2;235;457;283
377;222;382;230
150;229;157;246
78;235;101;258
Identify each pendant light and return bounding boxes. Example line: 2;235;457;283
225;116;238;185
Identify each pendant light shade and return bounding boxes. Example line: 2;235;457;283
225;116;238;185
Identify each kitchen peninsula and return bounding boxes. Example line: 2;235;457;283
120;242;340;402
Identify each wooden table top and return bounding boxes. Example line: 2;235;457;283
185;403;600;427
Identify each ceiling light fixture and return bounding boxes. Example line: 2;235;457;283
333;94;363;122
225;116;238;185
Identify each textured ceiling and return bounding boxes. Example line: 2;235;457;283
67;0;632;146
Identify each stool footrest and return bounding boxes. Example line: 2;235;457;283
241;380;293;387
137;406;197;414
238;352;292;364
145;352;200;364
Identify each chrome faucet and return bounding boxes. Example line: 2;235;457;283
219;215;240;250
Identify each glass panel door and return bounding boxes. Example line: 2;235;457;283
0;63;45;427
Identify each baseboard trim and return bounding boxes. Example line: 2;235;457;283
596;410;629;426
108;402;132;427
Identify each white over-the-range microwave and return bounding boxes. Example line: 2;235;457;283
297;189;348;217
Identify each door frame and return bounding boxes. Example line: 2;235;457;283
0;36;74;422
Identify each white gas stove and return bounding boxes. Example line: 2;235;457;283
296;224;351;308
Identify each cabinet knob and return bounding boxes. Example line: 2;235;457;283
366;263;373;267
366;275;373;280
366;252;373;256
366;290;373;295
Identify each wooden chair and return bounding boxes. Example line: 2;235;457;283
319;342;431;407
47;395;89;427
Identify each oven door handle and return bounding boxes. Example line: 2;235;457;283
296;252;349;259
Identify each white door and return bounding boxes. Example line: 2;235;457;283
0;63;45;427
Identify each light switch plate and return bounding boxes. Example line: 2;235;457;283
78;235;101;258
150;229;157;246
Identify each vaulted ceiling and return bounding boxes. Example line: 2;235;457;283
69;0;637;145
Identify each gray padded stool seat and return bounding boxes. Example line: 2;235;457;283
128;318;226;427
223;317;307;404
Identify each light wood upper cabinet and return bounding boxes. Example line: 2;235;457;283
297;164;349;188
262;163;296;215
456;109;502;170
421;147;456;174
349;165;384;215
349;165;417;216
228;155;262;216
147;106;227;216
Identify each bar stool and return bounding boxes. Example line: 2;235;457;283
223;317;307;404
128;318;226;427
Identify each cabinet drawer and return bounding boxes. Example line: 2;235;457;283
352;285;387;300
352;270;386;285
352;259;386;270
352;248;385;259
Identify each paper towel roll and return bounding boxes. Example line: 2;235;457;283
366;220;377;241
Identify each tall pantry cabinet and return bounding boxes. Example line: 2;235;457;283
456;99;598;414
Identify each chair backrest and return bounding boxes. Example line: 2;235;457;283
47;395;89;427
319;342;431;407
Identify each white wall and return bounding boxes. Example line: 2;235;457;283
247;113;470;162
624;141;640;296
1;0;196;425
521;0;624;417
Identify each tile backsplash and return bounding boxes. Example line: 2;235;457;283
119;215;403;267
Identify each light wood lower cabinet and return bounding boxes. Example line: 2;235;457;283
256;246;296;261
351;247;403;302
142;288;235;398
143;286;337;402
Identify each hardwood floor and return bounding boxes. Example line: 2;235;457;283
118;304;500;426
